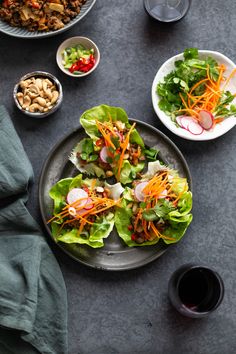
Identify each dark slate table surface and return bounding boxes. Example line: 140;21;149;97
1;0;236;353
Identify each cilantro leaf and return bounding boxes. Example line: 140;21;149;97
142;199;175;221
81;138;94;155
78;138;98;162
144;147;159;161
156;48;221;117
214;91;236;117
183;48;198;60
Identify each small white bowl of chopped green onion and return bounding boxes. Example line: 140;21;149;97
56;36;100;77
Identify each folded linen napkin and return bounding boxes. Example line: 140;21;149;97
0;106;68;354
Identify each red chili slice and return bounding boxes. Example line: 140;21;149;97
69;63;79;73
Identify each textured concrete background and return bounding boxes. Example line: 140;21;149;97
0;0;236;353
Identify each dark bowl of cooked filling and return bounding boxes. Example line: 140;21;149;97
0;0;96;38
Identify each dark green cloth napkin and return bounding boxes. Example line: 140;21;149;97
0;106;68;354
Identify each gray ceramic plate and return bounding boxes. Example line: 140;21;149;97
39;120;192;271
0;0;96;38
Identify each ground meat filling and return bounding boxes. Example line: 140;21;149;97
0;0;87;31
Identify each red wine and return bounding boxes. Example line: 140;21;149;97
168;264;224;318
178;269;209;310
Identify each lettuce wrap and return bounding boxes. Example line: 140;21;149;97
115;161;192;246
49;174;122;248
69;105;158;184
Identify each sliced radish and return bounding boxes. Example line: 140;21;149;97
176;116;184;128
100;146;109;163
187;121;204;135
84;197;93;210
115;131;123;142
76;208;87;215
159;189;168;199
179;116;196;130
198;110;214;130
66;188;88;206
134;181;148;202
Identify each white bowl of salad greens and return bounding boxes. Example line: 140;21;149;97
152;48;236;140
56;36;100;77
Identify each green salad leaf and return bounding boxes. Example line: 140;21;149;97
119;160;145;185
115;198;163;247
79;138;98;162
51;213;114;248
49;174;115;248
115;173;192;246
80;104;145;147
156;48;220;116
142;199;175;221
69;138;105;178
213;91;236;117
157;47;236;123
144;147;159;161
49;176;82;214
80;104;130;140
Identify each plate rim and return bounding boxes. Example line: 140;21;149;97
0;0;96;39
39;118;192;271
152;50;236;141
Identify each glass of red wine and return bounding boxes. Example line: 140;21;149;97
168;264;224;318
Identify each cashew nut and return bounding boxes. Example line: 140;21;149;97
28;103;44;113
28;84;39;94
16;75;60;114
33;97;47;107
44;78;53;87
16;92;24;106
42;79;53;100
51;91;59;105
35;78;43;90
22;95;31;109
20;78;33;89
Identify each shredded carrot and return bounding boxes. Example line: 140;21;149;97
222;68;236;89
48;190;119;240
116;122;136;181
189;78;208;95
131;171;189;243
96;120;116;149
175;65;236;126
206;65;218;89
213;117;224;124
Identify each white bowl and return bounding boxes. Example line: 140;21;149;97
152;50;236;141
56;36;100;78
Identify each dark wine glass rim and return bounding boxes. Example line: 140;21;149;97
174;264;225;315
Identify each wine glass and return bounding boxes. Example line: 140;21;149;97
144;0;191;22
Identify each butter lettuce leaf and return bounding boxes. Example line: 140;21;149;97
69;140;105;178
115;198;160;247
49;174;115;248
51;213;114;248
80;104;145;148
119;160;145;184
73;105;163;182
115;183;193;246
49;176;83;214
80;104;130;141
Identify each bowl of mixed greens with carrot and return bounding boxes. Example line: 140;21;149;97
152;48;236;140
